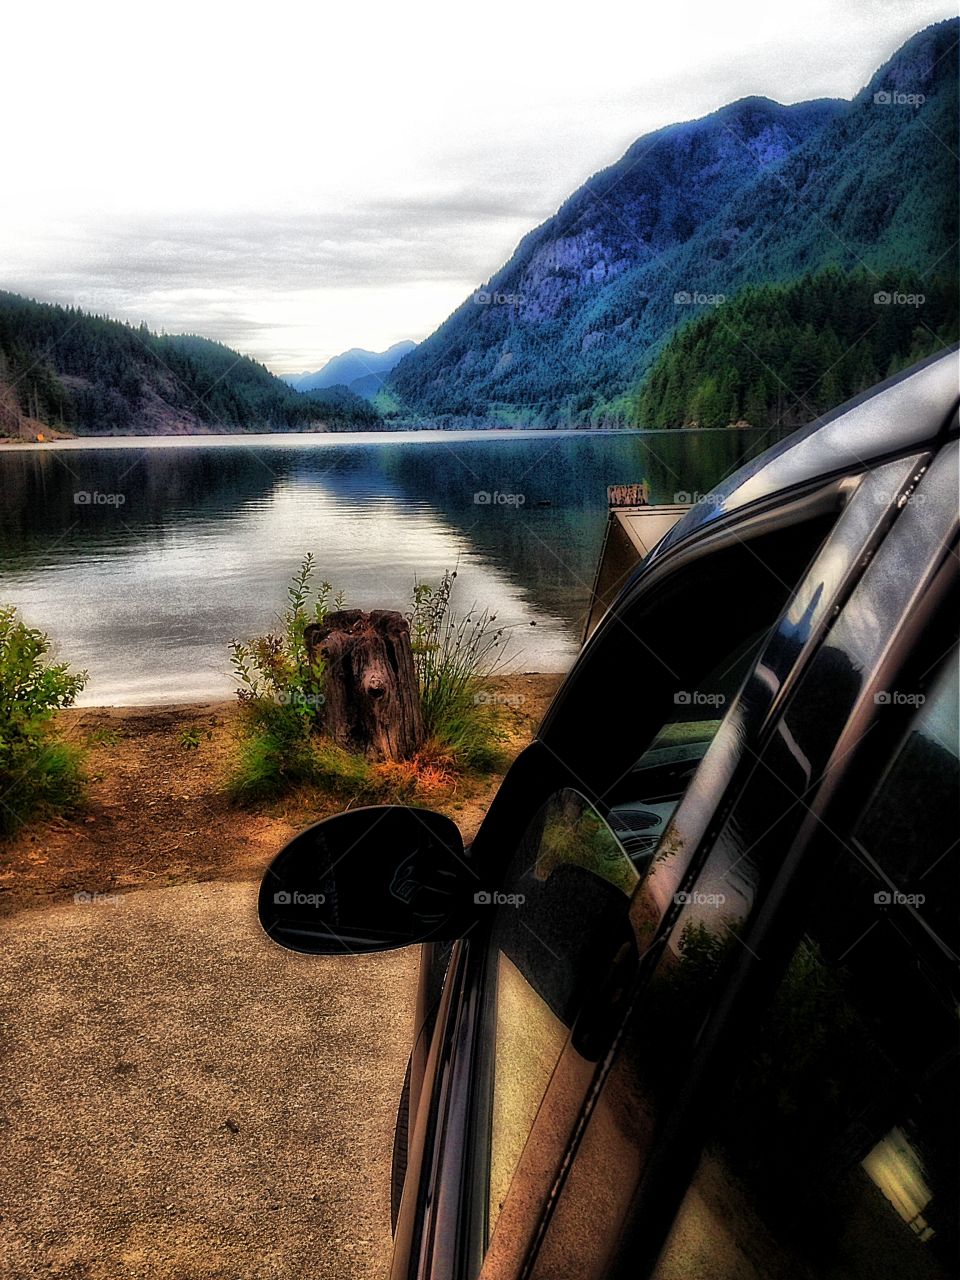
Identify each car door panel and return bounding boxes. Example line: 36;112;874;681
474;453;935;1279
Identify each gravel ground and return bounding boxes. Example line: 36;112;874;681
0;879;419;1279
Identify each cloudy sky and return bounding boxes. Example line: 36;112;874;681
1;0;954;375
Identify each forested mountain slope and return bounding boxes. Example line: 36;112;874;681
388;20;958;427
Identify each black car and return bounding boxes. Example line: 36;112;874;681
259;348;959;1280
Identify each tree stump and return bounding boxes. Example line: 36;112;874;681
306;610;425;761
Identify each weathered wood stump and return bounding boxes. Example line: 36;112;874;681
305;610;425;761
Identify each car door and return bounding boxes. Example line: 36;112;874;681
488;440;957;1280
649;642;959;1280
393;450;937;1279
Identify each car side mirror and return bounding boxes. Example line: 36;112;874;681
258;805;471;954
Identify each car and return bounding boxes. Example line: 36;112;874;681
258;346;959;1280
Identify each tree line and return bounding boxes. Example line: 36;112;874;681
0;293;381;435
634;269;958;429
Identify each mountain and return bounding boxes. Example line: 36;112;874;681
388;19;958;426
0;293;382;437
289;340;417;397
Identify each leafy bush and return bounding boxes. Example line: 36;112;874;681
409;569;509;771
228;556;345;802
0;605;87;835
230;553;338;723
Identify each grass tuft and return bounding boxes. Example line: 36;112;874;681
408;569;511;772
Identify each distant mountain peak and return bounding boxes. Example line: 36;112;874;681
290;340;417;397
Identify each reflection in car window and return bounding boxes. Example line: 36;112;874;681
488;789;633;1229
652;653;960;1280
535;789;639;897
654;934;958;1279
853;654;959;956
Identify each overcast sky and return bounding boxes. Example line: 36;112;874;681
1;0;954;374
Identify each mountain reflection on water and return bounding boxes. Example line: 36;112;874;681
0;429;774;703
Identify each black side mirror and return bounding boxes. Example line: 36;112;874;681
258;805;471;954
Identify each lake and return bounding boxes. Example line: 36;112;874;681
0;428;778;705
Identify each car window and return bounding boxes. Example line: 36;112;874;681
651;650;959;1280
484;630;768;1241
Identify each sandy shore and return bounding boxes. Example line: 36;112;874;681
0;673;563;919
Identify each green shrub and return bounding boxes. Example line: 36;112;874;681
228;556;346;801
0;605;87;835
408;569;510;771
230;552;339;725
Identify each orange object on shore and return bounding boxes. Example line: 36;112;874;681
35;432;45;442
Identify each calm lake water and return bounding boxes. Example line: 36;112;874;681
0;429;778;705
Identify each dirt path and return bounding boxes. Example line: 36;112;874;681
0;673;563;1278
0;878;418;1279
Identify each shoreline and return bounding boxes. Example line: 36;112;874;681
0;674;564;918
0;423;754;452
70;668;566;711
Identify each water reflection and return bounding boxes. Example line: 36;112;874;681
0;430;773;704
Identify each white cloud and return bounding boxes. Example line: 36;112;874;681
0;0;953;372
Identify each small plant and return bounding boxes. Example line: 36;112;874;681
0;605;87;836
408;569;510;770
88;727;121;747
230;553;340;726
179;727;202;750
228;555;345;802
